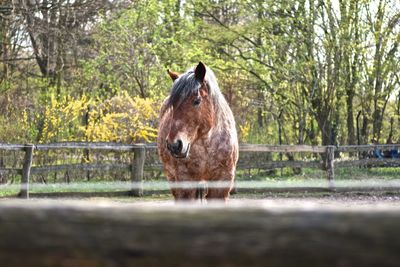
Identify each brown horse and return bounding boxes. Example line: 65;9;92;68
157;62;238;201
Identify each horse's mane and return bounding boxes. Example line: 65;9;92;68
167;70;199;108
166;66;233;131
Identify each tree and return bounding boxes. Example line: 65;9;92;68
15;0;113;82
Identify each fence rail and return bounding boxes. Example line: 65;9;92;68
239;144;326;153
2;202;400;267
1;142;400;198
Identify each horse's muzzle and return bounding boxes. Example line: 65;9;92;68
166;139;190;158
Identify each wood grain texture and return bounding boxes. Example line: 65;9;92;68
30;163;132;174
336;158;400;167
0;202;399;267
131;145;145;196
19;144;34;198
2;142;400;197
337;144;400;152
237;160;322;169
239;144;326;153
0;143;27;151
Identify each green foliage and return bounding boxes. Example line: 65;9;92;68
0;0;399;146
0;110;37;143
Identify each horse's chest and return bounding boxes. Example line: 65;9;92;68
185;144;231;176
174;147;207;175
160;132;237;181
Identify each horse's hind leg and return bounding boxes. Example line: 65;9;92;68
206;174;234;201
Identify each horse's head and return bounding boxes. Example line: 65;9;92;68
165;62;215;158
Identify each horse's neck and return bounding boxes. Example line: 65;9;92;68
213;108;236;134
209;117;237;141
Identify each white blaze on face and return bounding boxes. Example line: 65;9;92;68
176;133;190;155
167;119;191;155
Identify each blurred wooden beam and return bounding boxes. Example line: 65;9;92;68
0;202;399;267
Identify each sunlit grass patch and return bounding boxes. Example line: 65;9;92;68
1;166;400;198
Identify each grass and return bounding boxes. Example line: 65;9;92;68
237;166;400;181
2;167;400;198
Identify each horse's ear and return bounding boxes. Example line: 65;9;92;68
194;62;206;82
167;70;179;81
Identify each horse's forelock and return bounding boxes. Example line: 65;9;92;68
167;71;201;108
167;66;234;131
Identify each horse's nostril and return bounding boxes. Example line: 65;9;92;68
167;139;183;155
176;139;183;151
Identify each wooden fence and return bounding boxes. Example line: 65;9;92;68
1;142;400;198
1;201;400;267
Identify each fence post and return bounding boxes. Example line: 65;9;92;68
326;145;335;189
131;144;145;197
19;144;34;199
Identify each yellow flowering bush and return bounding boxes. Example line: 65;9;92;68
40;92;159;143
86;92;159;143
239;121;250;142
40;94;91;142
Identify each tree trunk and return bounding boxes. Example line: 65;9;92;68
346;90;355;145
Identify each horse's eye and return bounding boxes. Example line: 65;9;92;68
193;97;201;106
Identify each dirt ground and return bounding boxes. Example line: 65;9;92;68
4;190;400;212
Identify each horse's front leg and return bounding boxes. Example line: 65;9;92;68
171;188;198;201
206;188;231;201
169;180;198;201
206;175;234;202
